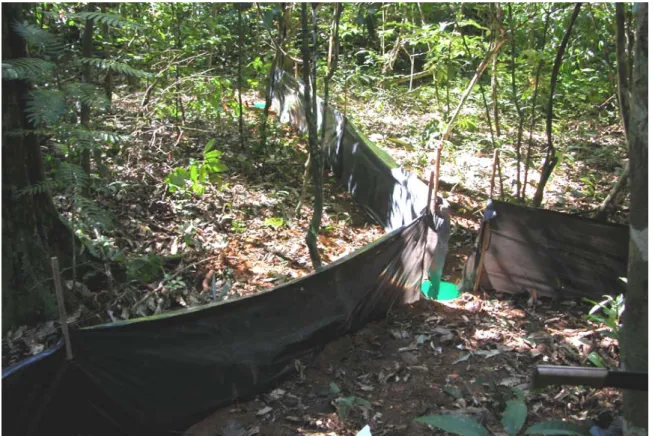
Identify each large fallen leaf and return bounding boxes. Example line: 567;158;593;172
414;414;489;436
501;400;528;436
453;352;471;364
525;420;591;435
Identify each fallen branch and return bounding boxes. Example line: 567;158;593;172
595;162;630;221
384;67;435;86
132;257;213;310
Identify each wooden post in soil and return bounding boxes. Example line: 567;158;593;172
50;257;73;360
489;148;499;199
432;147;442;212
472;222;491;294
473;149;501;294
427;170;435;215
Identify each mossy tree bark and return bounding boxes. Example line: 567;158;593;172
622;3;648;435
2;3;108;330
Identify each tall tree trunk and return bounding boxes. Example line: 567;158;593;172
522;4;552;201
301;3;322;269
237;4;245;150
615;3;631;138
625;6;634;87
446;38;451;118
174;3;185;126
2;4;95;329
490;3;502;137
594;3;631;220
101;3;113;105
532;3;581;208
297;3;342;216
80;3;96;178
508;4;525;199
622;4;647;435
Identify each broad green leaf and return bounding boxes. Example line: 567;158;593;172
264;217;285;229
204;149;223;161
444;385;463;399
511;386;526;403
204;138;217;153
502;400;528;435
329;381;341;394
586;351;607;368
414;414;489;436
189;165;199;183
525;420;591;436
198;165;207;184
207;162;227;173
353;397;372;409
208;173;222;185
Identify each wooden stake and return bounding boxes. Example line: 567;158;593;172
473;222;492;293
50;257;73;360
490;148;499;198
433;147;442;211
427;170;435;214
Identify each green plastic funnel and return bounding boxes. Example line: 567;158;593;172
421;280;460;301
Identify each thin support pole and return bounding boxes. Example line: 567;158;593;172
490;148;499;198
50;257;73;360
473;222;491;293
427;170;435;214
433;147;442;211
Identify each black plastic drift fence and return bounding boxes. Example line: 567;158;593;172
2;71;449;436
459;200;629;300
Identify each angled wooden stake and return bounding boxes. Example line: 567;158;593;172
427;170;434;215
473;222;492;294
433;147;442;212
50;257;73;360
490;148;499;198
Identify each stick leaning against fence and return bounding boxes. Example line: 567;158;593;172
431;36;507;201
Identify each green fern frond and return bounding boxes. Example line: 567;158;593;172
79;58;152;79
26;89;67;126
12;22;66;56
73;135;97;151
68;12;141;29
93;130;129;144
4;128;53;137
74;195;113;230
67;127;128;144
63;82;110;110
17;180;58;198
56;161;91;189
2;58;55;81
